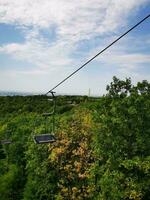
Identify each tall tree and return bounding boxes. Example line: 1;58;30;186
93;77;150;199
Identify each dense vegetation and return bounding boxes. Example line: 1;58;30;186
0;77;150;200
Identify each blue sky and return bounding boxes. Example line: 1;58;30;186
0;0;150;95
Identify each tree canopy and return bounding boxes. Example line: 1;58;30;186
0;77;150;199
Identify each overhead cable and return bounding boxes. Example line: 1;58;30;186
46;13;150;94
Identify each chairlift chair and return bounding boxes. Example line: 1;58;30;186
33;91;56;144
42;112;53;117
0;132;12;160
0;130;12;145
0;140;12;145
34;134;56;144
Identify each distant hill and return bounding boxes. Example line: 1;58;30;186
0;91;38;96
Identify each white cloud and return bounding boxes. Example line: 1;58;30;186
0;0;149;94
0;38;74;71
85;31;150;76
0;0;149;69
101;51;150;68
0;0;148;41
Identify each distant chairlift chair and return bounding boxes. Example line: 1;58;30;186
33;91;56;144
0;140;12;145
0;130;12;145
0;135;12;160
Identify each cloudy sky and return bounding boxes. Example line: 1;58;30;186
0;0;150;95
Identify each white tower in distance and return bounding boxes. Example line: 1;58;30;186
88;88;91;97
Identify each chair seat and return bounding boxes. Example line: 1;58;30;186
1;140;12;144
42;112;53;116
33;134;56;144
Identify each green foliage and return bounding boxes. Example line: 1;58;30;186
48;108;95;199
0;77;150;199
93;76;150;199
0;144;6;159
0;164;20;200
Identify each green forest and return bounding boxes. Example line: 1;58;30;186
0;77;150;200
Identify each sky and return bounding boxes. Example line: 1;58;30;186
0;0;150;96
